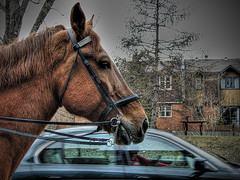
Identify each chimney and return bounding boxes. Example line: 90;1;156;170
224;57;228;60
195;57;199;60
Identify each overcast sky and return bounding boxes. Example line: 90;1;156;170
1;0;240;60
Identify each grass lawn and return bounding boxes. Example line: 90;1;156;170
178;135;240;163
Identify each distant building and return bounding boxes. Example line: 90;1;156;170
156;58;240;131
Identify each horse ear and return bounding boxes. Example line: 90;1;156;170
87;15;94;27
70;2;86;40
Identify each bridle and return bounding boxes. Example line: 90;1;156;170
0;28;139;146
60;28;139;127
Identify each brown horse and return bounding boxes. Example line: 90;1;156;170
0;2;148;180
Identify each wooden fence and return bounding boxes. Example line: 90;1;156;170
172;124;240;136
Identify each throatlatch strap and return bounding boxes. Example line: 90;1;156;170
59;29;92;105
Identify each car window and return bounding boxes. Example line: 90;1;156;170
114;135;196;169
63;143;115;165
127;149;195;169
38;133;195;169
39;142;116;165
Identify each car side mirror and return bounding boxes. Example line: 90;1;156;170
190;158;209;178
194;158;207;171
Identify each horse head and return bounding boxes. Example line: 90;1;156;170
51;3;148;145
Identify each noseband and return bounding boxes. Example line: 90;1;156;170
60;28;139;126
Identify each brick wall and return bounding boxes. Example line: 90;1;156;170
156;104;207;131
48;107;92;130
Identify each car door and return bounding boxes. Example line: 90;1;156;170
115;134;235;180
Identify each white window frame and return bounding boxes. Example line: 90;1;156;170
221;76;240;89
159;106;172;117
195;77;202;90
159;76;172;90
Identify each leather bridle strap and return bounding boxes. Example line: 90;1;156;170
0;127;111;145
64;28;122;119
98;94;139;122
0;116;113;126
59;52;78;106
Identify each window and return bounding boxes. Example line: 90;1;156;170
38;133;196;169
159;106;172;117
125;135;195;169
222;107;240;125
39;135;116;165
159;76;172;90
221;77;240;89
194;106;203;117
195;77;202;89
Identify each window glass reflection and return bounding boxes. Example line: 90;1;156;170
38;133;196;169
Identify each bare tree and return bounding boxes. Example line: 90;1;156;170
119;0;198;128
30;0;55;33
0;0;55;44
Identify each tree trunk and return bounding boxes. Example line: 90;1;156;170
1;0;30;44
30;0;55;33
150;0;159;128
0;0;55;44
150;78;158;128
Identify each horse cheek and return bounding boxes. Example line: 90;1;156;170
62;82;101;118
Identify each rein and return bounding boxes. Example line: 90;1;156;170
0;28;139;146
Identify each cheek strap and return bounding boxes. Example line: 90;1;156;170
59;30;92;105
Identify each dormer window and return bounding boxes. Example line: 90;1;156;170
221;77;239;89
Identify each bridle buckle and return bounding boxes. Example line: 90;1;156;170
110;117;121;127
107;137;114;147
110;113;122;127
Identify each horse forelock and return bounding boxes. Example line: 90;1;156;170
0;26;65;91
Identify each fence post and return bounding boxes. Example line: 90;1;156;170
184;116;190;135
232;123;235;136
184;122;188;135
200;122;203;135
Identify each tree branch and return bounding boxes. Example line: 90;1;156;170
30;0;55;33
0;36;4;45
20;0;30;17
3;0;10;44
29;0;41;4
51;7;64;16
0;2;5;12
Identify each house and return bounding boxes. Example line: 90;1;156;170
156;58;240;132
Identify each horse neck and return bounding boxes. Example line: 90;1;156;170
0;30;61;124
0;74;59;125
0;48;59;134
0;57;60;180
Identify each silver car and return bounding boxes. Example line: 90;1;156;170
13;127;240;179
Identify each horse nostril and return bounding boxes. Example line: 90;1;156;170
142;118;149;133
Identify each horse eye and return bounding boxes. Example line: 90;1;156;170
99;61;110;69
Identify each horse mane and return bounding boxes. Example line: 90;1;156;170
0;23;101;91
0;25;65;91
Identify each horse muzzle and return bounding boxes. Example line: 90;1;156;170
114;118;148;145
